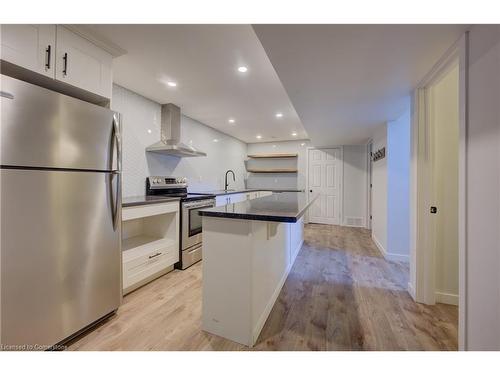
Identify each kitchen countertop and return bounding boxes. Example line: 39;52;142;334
198;192;317;223
189;188;304;196
122;195;181;207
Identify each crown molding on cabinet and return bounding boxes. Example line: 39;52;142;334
63;25;128;57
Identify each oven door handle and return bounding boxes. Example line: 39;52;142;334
183;201;215;209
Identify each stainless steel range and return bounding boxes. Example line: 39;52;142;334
145;176;215;269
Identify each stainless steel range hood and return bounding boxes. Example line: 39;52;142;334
146;103;207;157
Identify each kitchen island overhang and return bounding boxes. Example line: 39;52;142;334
199;192;317;346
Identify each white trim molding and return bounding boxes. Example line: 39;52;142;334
411;32;468;350
373;234;409;262
408;282;416;300
436;292;459;306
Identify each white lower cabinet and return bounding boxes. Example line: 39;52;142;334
122;239;178;293
121;201;179;294
229;193;246;203
245;191;259;200
215;191;274;207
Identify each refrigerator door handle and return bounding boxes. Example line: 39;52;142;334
110;172;121;231
110;113;122;172
110;114;121;231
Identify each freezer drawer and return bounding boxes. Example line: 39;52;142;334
0;74;120;171
0;168;121;348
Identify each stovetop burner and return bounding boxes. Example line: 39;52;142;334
145;176;215;202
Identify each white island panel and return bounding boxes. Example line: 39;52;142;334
201;216;304;346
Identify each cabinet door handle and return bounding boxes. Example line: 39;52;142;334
45;45;51;69
62;53;68;76
148;252;162;259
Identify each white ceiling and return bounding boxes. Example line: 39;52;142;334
253;24;468;145
80;24;307;143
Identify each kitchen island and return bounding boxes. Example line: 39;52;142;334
199;192;317;346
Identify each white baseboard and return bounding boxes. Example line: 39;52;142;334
436;291;459;306
372;234;409;262
372;234;387;256
385;252;409;262
408;282;416;300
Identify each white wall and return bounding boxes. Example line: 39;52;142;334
371;125;388;254
246;140;310;190
387;110;411;261
112;85;247;197
465;25;500;350
430;64;459;303
343;145;368;227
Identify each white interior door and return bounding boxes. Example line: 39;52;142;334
308;148;341;224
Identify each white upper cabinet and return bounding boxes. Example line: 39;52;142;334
55;26;113;99
0;24;56;78
1;25;114;99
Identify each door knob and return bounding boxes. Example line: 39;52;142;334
309;190;313;193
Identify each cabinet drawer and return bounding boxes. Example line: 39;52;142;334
122;201;179;221
123;242;178;291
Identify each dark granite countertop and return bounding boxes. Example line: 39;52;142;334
122;195;181;207
189;188;304;196
198;192;317;223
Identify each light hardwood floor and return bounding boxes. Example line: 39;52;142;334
69;224;458;351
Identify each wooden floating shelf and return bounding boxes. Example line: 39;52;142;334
247;153;298;159
247;168;298;173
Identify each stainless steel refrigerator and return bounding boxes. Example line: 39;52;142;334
0;74;122;349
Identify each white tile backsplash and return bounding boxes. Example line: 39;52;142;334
112;85;247;197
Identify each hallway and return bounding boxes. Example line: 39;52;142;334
70;224;458;351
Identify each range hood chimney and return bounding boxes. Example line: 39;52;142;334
146;103;207;157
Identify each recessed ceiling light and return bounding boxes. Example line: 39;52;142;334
167;81;177;87
147;129;152;134
213;139;219;142
291;132;298;136
275;113;283;118
272;145;277;148
300;143;305;146
256;135;262;139
237;66;248;73
228;118;235;124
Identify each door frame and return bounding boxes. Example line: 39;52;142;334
306;146;344;225
366;140;373;230
410;33;468;350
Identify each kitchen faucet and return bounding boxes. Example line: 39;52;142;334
224;170;235;191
